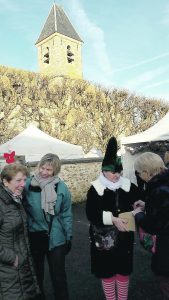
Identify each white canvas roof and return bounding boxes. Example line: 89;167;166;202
0;125;84;162
84;147;103;158
121;112;169;145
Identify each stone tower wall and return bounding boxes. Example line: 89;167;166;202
36;33;83;79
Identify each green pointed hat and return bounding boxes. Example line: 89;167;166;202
102;137;122;173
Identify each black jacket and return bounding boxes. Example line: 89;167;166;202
135;170;169;276
0;183;40;300
86;177;141;278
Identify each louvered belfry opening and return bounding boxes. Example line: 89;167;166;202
67;45;74;63
43;47;49;64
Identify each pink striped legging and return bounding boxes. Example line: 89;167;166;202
102;274;129;300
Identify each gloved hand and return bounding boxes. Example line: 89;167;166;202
65;240;72;255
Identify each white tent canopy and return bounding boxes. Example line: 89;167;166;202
0;125;84;162
121;112;169;145
84;147;103;158
121;112;169;183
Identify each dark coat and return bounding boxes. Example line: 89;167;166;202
165;162;169;169
135;169;169;277
0;183;40;300
86;178;141;278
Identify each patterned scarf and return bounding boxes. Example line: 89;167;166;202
31;174;60;215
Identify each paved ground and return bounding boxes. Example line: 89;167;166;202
44;202;163;300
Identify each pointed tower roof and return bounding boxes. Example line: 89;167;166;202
36;3;83;44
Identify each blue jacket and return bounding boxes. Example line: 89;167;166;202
25;176;72;250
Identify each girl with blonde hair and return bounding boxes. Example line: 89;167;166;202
133;152;169;299
25;153;72;300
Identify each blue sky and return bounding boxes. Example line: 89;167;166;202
1;0;169;101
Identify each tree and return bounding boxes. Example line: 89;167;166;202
0;65;169;152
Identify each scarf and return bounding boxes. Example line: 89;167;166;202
99;172;123;191
32;173;60;215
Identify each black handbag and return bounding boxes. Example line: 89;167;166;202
92;191;119;251
92;224;119;251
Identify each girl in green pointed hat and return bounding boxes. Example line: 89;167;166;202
86;136;142;300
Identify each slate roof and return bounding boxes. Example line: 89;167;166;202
35;4;83;44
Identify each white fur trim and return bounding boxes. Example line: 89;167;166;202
103;211;113;225
121;177;131;192
91;177;131;195
91;179;105;196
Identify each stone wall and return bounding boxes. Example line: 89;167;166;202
27;158;102;203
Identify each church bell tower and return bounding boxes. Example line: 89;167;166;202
35;3;83;79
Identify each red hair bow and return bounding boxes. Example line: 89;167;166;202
4;151;15;164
